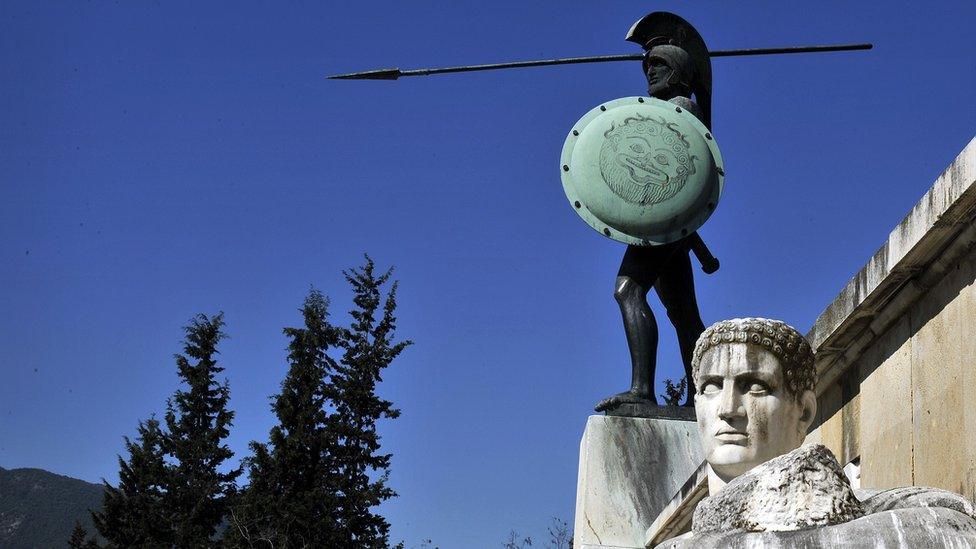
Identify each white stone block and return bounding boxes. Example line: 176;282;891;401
574;414;703;549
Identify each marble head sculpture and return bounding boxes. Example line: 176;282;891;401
691;318;817;494
654;317;976;548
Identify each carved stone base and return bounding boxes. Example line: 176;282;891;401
574;415;703;549
604;402;697;421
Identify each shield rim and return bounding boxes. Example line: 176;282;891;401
560;96;724;246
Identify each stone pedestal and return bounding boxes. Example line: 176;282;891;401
574;414;703;549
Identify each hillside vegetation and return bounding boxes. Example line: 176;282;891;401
0;466;102;548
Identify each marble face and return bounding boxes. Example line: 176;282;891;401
695;343;815;484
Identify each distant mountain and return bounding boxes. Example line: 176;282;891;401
0;466;103;549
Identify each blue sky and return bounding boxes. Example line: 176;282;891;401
1;1;974;546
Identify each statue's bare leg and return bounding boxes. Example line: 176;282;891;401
596;244;675;412
655;248;706;406
601;274;657;408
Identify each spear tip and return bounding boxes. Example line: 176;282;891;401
327;67;402;80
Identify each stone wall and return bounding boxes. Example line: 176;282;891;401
808;245;976;500
806;136;976;503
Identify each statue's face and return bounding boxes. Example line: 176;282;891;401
645;57;674;98
695;343;812;482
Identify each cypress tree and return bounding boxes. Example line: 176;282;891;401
332;257;411;547
94;313;238;547
68;520;87;549
163;312;240;546
67;519;99;548
92;417;172;547
229;289;342;547
229;258;409;548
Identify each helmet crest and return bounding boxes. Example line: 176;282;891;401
626;12;713;130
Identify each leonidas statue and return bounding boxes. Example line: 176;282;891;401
656;318;976;548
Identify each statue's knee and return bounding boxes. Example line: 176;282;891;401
614;277;645;305
613;287;627;306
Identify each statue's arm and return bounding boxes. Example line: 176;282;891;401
688;232;719;274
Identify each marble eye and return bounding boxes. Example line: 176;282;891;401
655;154;669;165
746;382;769;394
702;380;722;394
630;144;645;154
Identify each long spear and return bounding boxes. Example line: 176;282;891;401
328;43;872;80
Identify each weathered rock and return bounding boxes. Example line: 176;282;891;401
656;507;976;548
692;444;863;534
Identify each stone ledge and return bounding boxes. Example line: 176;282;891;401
644;461;708;547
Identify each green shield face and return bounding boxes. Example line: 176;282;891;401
560;96;724;245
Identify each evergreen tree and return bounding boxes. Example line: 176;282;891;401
94;313;238;547
67;519;99;548
229;258;410;548
68;520;87;548
228;289;342;547
92;417;172;547
331;257;411;547
163;312;240;546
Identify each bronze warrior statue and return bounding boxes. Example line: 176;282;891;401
595;13;714;413
328;12;871;417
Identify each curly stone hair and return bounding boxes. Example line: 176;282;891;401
691;318;816;397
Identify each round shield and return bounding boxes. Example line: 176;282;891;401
560;96;724;245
